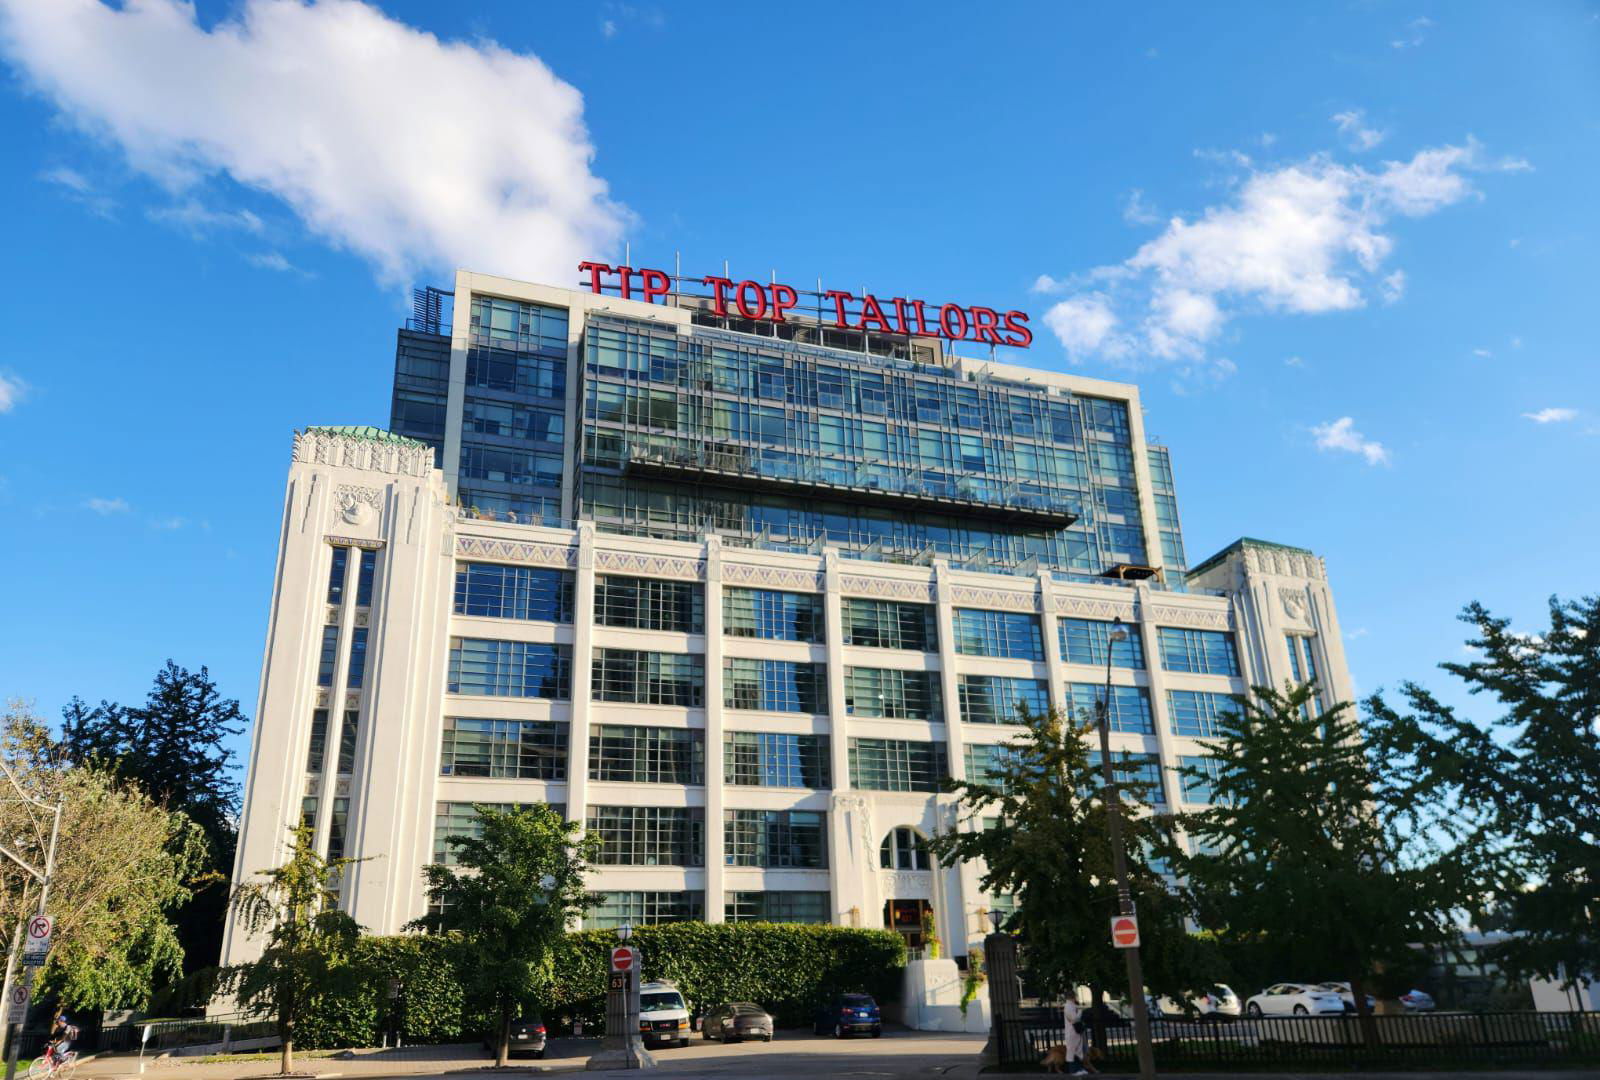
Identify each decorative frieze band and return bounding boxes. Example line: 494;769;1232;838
1242;545;1327;581
455;535;579;568
1148;606;1233;631
594;550;706;580
838;575;937;603
294;429;434;478
722;562;826;592
1053;595;1137;622
325;535;385;550
949;585;1039;612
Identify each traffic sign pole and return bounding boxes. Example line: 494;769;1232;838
4;800;61;1080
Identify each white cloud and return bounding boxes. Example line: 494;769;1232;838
1391;16;1433;49
84;496;129;514
0;0;627;285
1037;139;1520;367
1522;407;1577;424
147;199;263;235
150;516;187;530
1284;355;1305;368
1511;336;1523;349
1347;627;1370;639
0;372;25;413
1312;416;1390;466
245;250;296;272
1472;348;1493;358
601;19;617;38
1030;273;1066;294
1381;269;1406;303
39;164;115;217
1122;188;1160;226
1331;110;1386;151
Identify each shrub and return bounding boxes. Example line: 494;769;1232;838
292;923;904;1046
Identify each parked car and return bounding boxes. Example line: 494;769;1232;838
1245;983;1346;1017
1158;984;1241;1021
1316;982;1377;1014
639;981;692;1048
483;1014;546;1059
701;1002;774;1043
1399;989;1437;1012
814;993;882;1038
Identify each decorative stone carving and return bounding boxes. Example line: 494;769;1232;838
950;585;1038;613
839;575;937;602
344;691;361;711
1148;606;1233;630
1054;595;1137;622
326;535;385;551
722;562;826;592
325;605;341;626
455;535;578;568
292;428;434;478
316;688;330;708
1280;588;1308;622
882;870;933;897
594;550;705;580
335;484;382;525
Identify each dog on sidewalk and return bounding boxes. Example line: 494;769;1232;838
1040;1042;1100;1074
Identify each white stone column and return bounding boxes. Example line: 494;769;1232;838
1133;586;1184;810
702;537;726;921
822;550;853;926
566;525;598;842
931;561;967;787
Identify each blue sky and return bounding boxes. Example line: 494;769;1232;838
0;1;1595;755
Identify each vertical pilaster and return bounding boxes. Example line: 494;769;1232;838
702;537;726;921
932;561;967;786
314;545;359;859
567;525;598;861
822;550;852;925
1133;585;1184;810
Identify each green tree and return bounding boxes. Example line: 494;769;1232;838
221;824;362;1075
0;701;206;1010
929;706;1210;1037
413;805;599;1066
1364;596;1600;991
60;661;246;976
1177;682;1472;1046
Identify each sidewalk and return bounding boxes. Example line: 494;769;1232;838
72;1042;582;1080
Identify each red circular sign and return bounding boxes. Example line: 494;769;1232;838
1111;917;1138;946
27;917;49;941
611;946;636;972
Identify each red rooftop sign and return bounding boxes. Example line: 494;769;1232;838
578;261;1032;348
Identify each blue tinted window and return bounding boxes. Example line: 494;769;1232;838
327;548;349;605
1158;628;1240;676
346;628;369;689
952;609;1043;660
454;564;574;622
1058;618;1144;669
448;638;572;699
1166;690;1238;737
316;626;339;687
1065;683;1153;734
958;675;1050;724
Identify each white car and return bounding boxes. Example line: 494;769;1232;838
1245;983;1346;1017
1157;984;1242;1020
1399;989;1436;1012
1316;981;1376;1013
639;980;692;1048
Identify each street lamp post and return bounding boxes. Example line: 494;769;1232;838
1097;617;1157;1080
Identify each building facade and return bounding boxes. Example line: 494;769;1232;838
222;270;1357;966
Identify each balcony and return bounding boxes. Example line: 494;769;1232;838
619;445;1078;529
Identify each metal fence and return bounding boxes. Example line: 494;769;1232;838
997;1008;1600;1071
11;1013;276;1059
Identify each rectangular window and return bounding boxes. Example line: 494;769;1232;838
454;564;575;622
724;658;827;714
724;810;827;868
1064;683;1154;734
586;806;703;866
1286;634;1319;684
840;598;937;651
592;650;704;707
1179;755;1226;804
300;796;317;831
326;797;349;860
355;549;377;607
724;733;831;788
433;801;545;865
723;588;824;643
439;717;568;780
848;737;945;792
958;675;1050;724
336;709;359;775
587;891;702;929
1088;751;1167;804
843;667;942;721
346;627;369;690
316;626;340;687
448;638;572;699
589;725;704;785
1158;628;1240;676
595;576;704;633
306;709;328;773
327;547;349;605
1058;618;1145;669
952;609;1044;660
725;891;829;924
1166;690;1237;738
964;743;1019;790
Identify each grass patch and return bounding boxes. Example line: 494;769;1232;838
193;1050;343;1064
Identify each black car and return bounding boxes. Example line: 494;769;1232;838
484;1014;547;1059
701;1002;774;1043
814;993;882;1038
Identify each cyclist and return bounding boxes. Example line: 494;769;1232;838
42;1008;77;1073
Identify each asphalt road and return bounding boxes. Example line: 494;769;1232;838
543;1027;984;1078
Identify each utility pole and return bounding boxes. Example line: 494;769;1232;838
0;758;63;1080
1097;617;1156;1080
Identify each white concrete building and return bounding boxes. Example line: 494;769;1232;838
222;270;1357;968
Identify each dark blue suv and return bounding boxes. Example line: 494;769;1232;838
814;993;882;1038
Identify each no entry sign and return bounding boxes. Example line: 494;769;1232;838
610;945;636;972
1110;915;1140;949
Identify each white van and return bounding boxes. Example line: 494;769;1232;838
639;980;691;1049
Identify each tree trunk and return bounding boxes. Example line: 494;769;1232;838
496;999;511;1067
1348;972;1381;1053
279;1002;293;1075
1089;982;1107;1051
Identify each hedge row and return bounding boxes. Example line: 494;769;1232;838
294;923;906;1048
